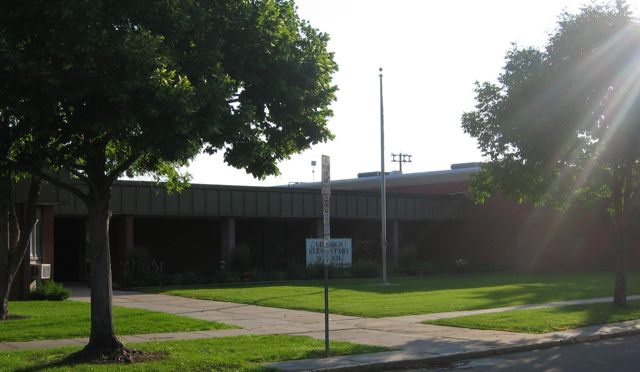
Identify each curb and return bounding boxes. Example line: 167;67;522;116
273;328;640;371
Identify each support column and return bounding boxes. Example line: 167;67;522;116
111;214;134;279
391;220;400;269
113;215;135;280
220;217;236;270
122;215;134;260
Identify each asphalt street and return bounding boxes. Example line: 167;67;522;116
407;334;640;372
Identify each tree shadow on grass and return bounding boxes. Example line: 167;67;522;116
124;271;640;319
455;271;640;311
576;299;640;332
14;348;168;372
246;290;326;308
429;298;640;335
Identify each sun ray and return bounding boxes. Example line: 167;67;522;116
517;22;640;268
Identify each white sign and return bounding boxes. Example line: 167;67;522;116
322;194;330;235
306;239;352;267
321;155;330;196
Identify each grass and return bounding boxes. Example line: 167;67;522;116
1;300;235;342
142;271;640;318
426;300;640;333
0;335;386;371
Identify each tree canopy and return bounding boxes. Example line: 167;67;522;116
0;0;337;356
2;0;337;183
461;1;640;305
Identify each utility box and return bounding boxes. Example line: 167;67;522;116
30;263;51;280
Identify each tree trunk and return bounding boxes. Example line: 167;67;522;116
0;269;9;320
0;206;9;320
0;173;41;320
613;235;628;307
84;187;123;351
613;216;630;307
0;167;11;320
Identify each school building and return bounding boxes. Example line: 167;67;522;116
13;163;630;298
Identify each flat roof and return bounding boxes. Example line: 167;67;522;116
287;166;479;192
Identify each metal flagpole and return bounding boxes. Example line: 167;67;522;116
379;67;388;285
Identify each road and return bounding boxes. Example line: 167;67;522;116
406;334;640;372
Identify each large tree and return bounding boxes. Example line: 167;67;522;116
1;0;337;358
0;15;52;319
462;2;640;306
0;125;42;321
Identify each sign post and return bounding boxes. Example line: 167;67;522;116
321;155;330;357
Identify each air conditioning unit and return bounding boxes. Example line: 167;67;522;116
30;263;51;279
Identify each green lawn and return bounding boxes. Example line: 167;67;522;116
0;335;386;371
1;301;235;342
143;272;640;318
427;300;640;333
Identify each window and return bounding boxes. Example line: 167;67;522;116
29;209;42;260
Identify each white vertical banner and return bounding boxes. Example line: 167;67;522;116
322;194;330;236
321;155;331;196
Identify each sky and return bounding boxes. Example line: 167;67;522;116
183;0;640;186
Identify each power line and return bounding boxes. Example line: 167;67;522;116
391;153;412;174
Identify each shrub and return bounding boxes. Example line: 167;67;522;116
286;264;308;280
305;264;325;279
398;245;419;268
229;243;252;273
118;246;165;288
447;258;471;274
474;261;508;273
330;267;352;279
168;271;207;285
215;270;242;284
351;260;381;278
30;280;71;301
285;264;352;280
421;259;442;275
251;270;288;282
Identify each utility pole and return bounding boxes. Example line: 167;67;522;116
379;67;387;285
391;153;412;174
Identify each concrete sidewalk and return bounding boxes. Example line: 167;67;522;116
270;319;640;371
3;286;640;371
